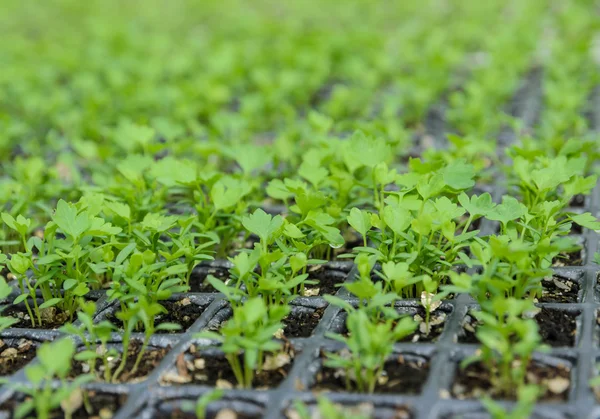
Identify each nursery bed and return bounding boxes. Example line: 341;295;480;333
0;72;597;419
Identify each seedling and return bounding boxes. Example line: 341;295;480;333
196;297;288;388
4;338;93;419
324;308;417;393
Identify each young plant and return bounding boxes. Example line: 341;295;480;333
482;385;540;419
110;297;181;383
5;338;93;419
196;297;289;388
60;299;119;382
324;308;417;393
462;297;546;398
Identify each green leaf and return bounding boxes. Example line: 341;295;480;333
458;192;495;218
382;205;411;235
571;213;600;230
442;160;476;190
416;173;445;200
211;177;250;211
242;209;283;244
39;298;63;309
487;196;527;225
347;208;371;238
53;200;90;239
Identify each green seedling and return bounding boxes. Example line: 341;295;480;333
324;308;417;393
196;297;289;388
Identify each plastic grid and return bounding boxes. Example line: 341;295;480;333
0;73;597;419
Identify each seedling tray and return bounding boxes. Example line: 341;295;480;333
0;75;598;419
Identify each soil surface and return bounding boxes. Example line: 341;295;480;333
460;308;578;347
552;248;583;267
0;391;127;418
452;360;570;402
189;266;230;293
0;339;37;376
539;276;579;303
70;340;169;383
106;298;208;333
313;354;429;394
160;406;263;419
282;307;325;338
569;194;585;207
161;345;294;389
3;306;70;329
536;308;578;347
304;267;347;296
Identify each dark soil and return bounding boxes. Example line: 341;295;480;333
162;410;263;419
460;308;578;347
312;354;429;394
452;360;570;401
536;308;578;347
552;248;583;267
569;194;585;207
189;266;230;293
539;276;579;303
106;298;208;333
305;267;347;296
282;307;325;338
336;308;447;343
570;221;583;235
458;314;480;344
0;391;127;418
0;339;37;376
3;306;69;329
70;340;169;383
162;346;294;389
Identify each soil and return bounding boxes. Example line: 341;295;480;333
282;307;325;338
539;276;579;303
189;266;230;293
285;402;413;419
570;221;583;235
552;249;583;267
70;340;169;383
161;345;294;389
458;314;480;344
569;194;585;207
460;308;578;347
106;298;208;333
0;339;37;376
0;391;127;419
164;408;263;419
536;308;578;347
452;360;570;402
312;354;429;394
336;308;447;343
3;306;69;329
304;267;348;296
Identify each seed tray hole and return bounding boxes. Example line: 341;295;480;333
331;306;449;343
459;308;579;347
538;276;580;303
70;340;170;383
0;338;37;376
552;247;584;267
311;353;429;394
282;306;326;338
0;390;128;418
451;360;571;402
161;344;295;390
105;298;210;334
2;305;70;330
